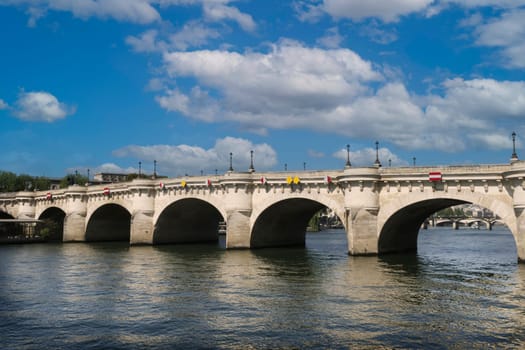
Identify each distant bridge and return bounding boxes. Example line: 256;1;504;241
2;161;525;262
427;217;504;230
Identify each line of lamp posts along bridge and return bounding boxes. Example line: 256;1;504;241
72;141;412;186
6;131;522;190
79;131;521;185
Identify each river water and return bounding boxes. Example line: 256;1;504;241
1;227;525;349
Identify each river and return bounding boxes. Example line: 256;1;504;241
1;226;524;349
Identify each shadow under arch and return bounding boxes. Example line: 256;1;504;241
251;198;338;248
86;203;131;242
379;198;468;254
38;207;66;241
0;211;14;219
153;198;224;244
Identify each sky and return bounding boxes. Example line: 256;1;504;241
1;0;525;178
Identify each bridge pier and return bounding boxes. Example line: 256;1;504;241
63;212;87;241
515;210;525;263
347;207;380;256
225;209;252;248
130;182;155;245
62;186;87;242
130;210;154;245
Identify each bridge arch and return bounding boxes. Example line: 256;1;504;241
250;197;345;248
378;193;517;255
38;207;66;241
153;198;224;244
0;210;14;219
85;203;131;242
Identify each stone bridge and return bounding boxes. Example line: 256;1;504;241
2;162;525;262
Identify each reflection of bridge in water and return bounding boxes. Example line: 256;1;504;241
2;161;525;262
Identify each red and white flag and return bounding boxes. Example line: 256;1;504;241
428;172;442;182
46;192;52;200
324;175;332;184
103;187;110;195
260;176;267;185
159;182;164;189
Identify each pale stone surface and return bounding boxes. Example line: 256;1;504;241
2;162;525;261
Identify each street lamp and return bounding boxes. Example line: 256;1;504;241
284;163;287;171
249;150;255;172
413;157;416;166
374;141;381;167
511;131;519;162
345;144;351;168
229;153;233;172
138;161;142;178
153;160;157;178
303;162;306;171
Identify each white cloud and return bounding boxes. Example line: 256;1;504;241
126;21;221;53
160;41;382;124
202;1;256;31
14;91;75;122
155;39;525;152
113;136;277;176
316;27;344;48
126;29;162;53
470;8;525;68
297;0;434;23
333;147;409;167
0;0;161;25
0;98;8;110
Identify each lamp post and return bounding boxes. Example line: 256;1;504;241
388;159;391;167
87;169;90;185
303;162;306;171
138;161;142;178
284;163;287;171
249;150;255;172
413;157;416;166
74;170;78;185
229;153;233;172
345;144;351;168
511;131;519;162
153;160;157;178
374;141;381;167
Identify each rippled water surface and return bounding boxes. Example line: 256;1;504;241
1;227;525;349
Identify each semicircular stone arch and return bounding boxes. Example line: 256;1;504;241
377;192;517;255
250;194;346;248
38;207;66;241
153;197;225;244
85;203;132;242
0;209;15;219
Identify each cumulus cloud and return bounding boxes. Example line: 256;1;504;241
333;147;408;167
202;1;256;31
126;21;221;53
316;27;344;48
0;0;161;25
153;39;525;152
113;136;277;176
295;0;434;23
468;8;525;68
0;98;8;110
13;91;75;122
160;41;382;124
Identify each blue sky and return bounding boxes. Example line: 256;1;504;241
1;0;525;178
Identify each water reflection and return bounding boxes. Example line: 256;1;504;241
1;228;525;349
